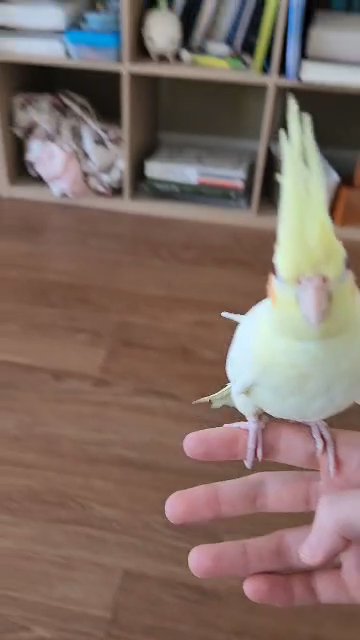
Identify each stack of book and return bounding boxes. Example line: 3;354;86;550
0;1;122;62
0;0;87;58
144;1;280;73
141;137;255;208
284;1;360;87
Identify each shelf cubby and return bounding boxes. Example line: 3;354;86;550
0;62;124;207
127;75;266;215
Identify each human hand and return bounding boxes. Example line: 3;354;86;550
165;422;360;607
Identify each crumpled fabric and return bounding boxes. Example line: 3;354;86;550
12;90;124;198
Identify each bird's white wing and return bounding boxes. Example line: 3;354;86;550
194;299;271;414
225;298;271;398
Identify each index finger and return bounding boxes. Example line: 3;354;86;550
183;421;360;476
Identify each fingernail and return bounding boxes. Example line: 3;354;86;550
183;432;197;454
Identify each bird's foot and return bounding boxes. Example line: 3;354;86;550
305;420;336;478
223;416;266;470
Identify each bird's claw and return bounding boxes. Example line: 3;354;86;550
223;418;336;477
223;417;266;470
306;421;336;478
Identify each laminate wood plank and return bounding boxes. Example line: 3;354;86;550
109;572;360;640
0;306;112;375
0;199;358;638
0;596;107;640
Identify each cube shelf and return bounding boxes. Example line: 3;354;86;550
0;0;358;239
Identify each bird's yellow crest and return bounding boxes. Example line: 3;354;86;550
273;94;346;282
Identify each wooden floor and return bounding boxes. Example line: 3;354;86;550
0;199;359;639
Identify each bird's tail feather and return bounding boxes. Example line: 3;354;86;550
221;312;244;323
193;383;234;409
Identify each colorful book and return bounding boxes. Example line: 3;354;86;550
208;0;240;42
189;0;219;51
285;0;306;79
224;0;245;44
252;0;280;72
231;0;257;54
144;177;247;197
144;140;254;187
242;0;264;59
226;1;245;45
142;179;249;207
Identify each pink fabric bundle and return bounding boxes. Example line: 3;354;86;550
12;91;124;198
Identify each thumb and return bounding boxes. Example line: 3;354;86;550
299;490;360;566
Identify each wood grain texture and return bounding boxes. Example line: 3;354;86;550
0;198;358;638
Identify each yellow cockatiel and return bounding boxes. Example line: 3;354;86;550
196;94;360;476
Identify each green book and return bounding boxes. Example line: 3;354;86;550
252;0;280;72
141;179;249;208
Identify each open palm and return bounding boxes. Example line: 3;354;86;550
166;422;360;606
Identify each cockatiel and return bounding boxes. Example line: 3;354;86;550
195;94;360;477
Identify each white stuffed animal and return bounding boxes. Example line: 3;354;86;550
142;0;183;63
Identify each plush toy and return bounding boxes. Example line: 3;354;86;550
142;0;183;63
195;94;360;478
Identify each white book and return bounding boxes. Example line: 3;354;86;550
306;10;360;65
0;30;66;58
145;140;253;186
189;0;218;51
300;59;360;88
0;0;88;32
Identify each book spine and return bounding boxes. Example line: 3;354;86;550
226;0;245;45
242;0;264;58
181;0;204;47
223;0;244;44
231;0;257;53
252;0;280;72
144;179;249;205
173;0;187;15
208;0;233;41
189;0;218;51
285;0;306;80
198;177;245;190
145;178;245;196
145;162;248;185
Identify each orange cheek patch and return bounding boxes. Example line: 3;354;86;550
267;274;277;305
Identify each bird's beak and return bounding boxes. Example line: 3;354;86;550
297;276;332;326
